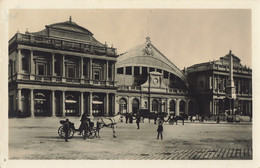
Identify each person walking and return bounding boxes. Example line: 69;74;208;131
125;113;129;123
136;113;140;129
157;120;163;140
63;118;70;142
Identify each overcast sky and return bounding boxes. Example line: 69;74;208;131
9;9;251;69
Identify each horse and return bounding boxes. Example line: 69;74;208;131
173;113;188;125
96;113;122;138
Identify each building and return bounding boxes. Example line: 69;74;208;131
115;37;194;116
186;51;252;119
8;18;117;117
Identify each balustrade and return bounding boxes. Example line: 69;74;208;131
14;33;117;57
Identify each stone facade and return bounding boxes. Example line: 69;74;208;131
8;19;117;117
187;51;252;119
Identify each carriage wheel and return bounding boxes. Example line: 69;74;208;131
58;126;64;137
87;129;96;139
169;120;174;125
58;126;74;138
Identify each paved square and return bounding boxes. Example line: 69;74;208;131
9;118;252;160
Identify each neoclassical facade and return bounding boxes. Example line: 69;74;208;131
8;19;252;119
115;37;195;116
8;19;117;117
186;51;252;119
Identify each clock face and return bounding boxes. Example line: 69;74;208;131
153;78;159;85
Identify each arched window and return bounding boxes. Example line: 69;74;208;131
119;98;127;114
152;99;159;112
170;100;175;112
180;100;186;113
132;98;139;113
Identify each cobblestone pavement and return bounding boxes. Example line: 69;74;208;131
8;118;252;160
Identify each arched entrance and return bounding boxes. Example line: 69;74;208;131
169;100;175;115
132;98;139;114
188;100;195;116
152;99;159;113
34;92;49;116
65;94;78;116
92;95;104;116
119;98;127;114
179;100;186;115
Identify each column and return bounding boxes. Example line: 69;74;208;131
80;57;84;83
112;94;115;116
89;58;93;84
105;93;109;116
185;100;189;115
62;55;66;82
217;74;219;93
89;92;93;116
61;91;65;117
51;53;55;82
112;62;116;85
106;61;109;81
51;90;55;117
80;92;84;116
17;89;21;116
139;66;142;75
165;98;168;115
127;96;130;113
175;99;180;116
30;89;34;117
132;66;134;76
30;50;35;80
16;49;21;73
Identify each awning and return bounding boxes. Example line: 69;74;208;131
65;100;77;103
92;100;103;104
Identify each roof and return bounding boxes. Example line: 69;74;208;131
116;37;187;84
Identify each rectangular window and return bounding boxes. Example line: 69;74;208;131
117;68;123;74
54;61;60;75
108;63;112;78
126;67;132;75
83;63;87;76
94;70;100;80
134;66;139;76
38;64;45;75
68;67;75;78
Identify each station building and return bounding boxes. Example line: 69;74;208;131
115;37;194;116
8;19;252;119
186;51;252;119
8;18;117;117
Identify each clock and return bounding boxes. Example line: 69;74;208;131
153;78;159;85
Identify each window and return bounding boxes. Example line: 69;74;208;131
94;70;100;80
68;67;75;78
83;63;87;76
157;69;162;73
22;57;28;71
170;100;175;112
38;64;45;75
134;66;139;76
149;67;155;72
126;67;132;75
54;61;60;75
119;98;127;114
152;99;158;112
108;63;112;78
164;71;168;78
117;67;123;74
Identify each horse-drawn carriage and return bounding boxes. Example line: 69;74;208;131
58;120;96;139
133;109;188;125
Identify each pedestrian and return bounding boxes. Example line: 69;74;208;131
78;112;88;135
63;118;70;142
136;114;140;129
125;113;129;123
157;120;163;140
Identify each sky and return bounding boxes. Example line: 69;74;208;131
8;9;251;70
